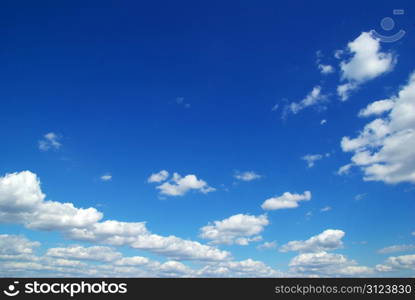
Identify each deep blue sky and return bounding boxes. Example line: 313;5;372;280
0;0;414;277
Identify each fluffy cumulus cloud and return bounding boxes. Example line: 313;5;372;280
280;229;345;253
38;132;62;151
66;221;231;262
284;86;327;116
281;230;372;276
196;259;282;278
337;32;396;101
289;251;373;276
376;254;415;272
156;173;215;196
199;214;269;245
0;171;103;229
358;99;395;117
0;234;280;278
46;245;122;262
233;171;262;182
339;72;415;184
0;171;230;262
147;170;169;183
113;256;150;266
0;234;40;255
261;191;311;211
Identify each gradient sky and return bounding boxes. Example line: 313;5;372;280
0;0;414;277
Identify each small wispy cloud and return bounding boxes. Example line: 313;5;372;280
176;97;190;108
315;51;334;75
318;64;334;74
257;241;277;250
320;206;332;212
38;132;62;151
100;174;112;182
320;119;327;125
337;163;353;175
234;171;262;182
283;86;327;117
354;193;367;201
271;104;279;111
301;153;330;168
378;244;415;254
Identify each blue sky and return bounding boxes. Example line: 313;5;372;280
0;0;414;277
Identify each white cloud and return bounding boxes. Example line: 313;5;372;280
65;220;149;245
38;132;61;151
289;251;373;276
158;261;194;277
318;64;334;74
320;206;332;212
27;201;103;231
156;173;215;196
257;241;277;250
337;164;353;175
46;245;122;262
128;234;230;261
320;119;327;125
176;97;190;108
200;214;268;245
0;237;280;278
340;72;415;184
147;170;169;183
301;154;325;168
197;259;282;278
280;229;345;253
375;264;393;272
377;254;415;272
334;49;344;59
0;171;45;213
358;99;395;117
0;171;230;262
337;32;396;100
261;191;311;211
337;82;358;101
100;174;112;181
114;256;150;266
66;220;231;262
412;231;415;236
0;171;103;229
271;104;279;111
315;51;334;75
284;86;327;116
0;234;40;255
377;244;415;254
354;193;367;201
234;171;262;182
